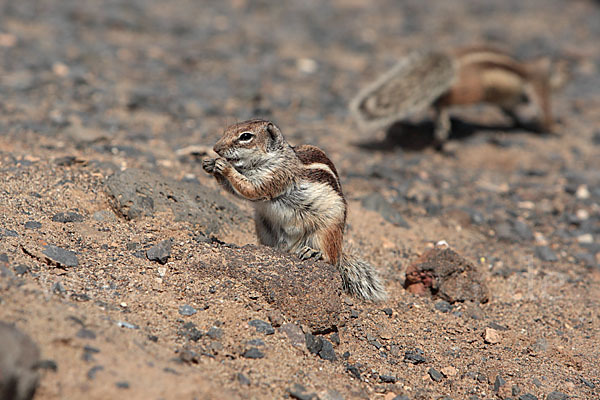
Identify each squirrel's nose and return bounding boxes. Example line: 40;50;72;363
213;142;225;156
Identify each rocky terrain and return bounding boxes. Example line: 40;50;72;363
0;0;599;399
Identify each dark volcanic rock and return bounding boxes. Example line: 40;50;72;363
404;245;489;303
42;245;79;268
518;394;538;400
546;391;569;400
494;375;506;392
177;322;203;342
288;383;316;400
242;347;264;359
428;368;443;382
76;328;96;340
0;322;40;400
105;168;245;233
281;323;305;348
52;212;84;223
146;240;172;264
248;319;275;335
115;381;130;389
178;305;197;316
24;221;41;230
535;246;558;262
361;192;410;228
318;338;337;361
305;333;323;354
404;349;427;364
198;245;343;332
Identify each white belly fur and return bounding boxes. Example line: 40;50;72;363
254;181;345;252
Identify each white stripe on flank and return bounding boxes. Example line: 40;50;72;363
458;51;517;69
304;162;339;183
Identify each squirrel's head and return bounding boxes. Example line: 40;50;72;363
213;119;287;170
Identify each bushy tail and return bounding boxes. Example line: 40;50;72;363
338;253;387;301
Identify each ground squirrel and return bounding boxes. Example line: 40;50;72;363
350;46;553;146
202;119;386;301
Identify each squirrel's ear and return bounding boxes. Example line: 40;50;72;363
266;122;283;146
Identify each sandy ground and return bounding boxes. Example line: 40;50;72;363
1;1;599;399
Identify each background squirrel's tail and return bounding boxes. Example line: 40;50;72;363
338;253;387;301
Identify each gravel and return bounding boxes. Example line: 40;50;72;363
42;245;79;267
178;305;197;316
494;375;506;392
546;392;569;400
248;319;274;335
24;221;42;229
428;368;443;382
404;349;427;364
76;328;96;340
242;347;264;359
87;365;104;380
52;212;84;223
146;239;172;264
535;246;558;262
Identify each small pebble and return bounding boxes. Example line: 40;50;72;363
580;377;595;388
52;282;66;294
546;391;569;400
178;305;197;316
535;246;558;262
76;328;96;340
289;383;315;400
305;333;322;354
318;338;336;361
519;394;537;400
434;300;453;313
441;366;458;377
87;365;104;380
177;322;202;341
267;310;284;327
146;239;172;264
483;328;501;344
242;347;264;359
248;319;274;335
43;245;79;267
494;375;506;392
14;265;29;276
379;374;396;383
206;326;223;340
346;364;361;379
577;233;594;244
280;323;305;348
247;338;265;347
117;321;139;329
404;349;426;364
428;368;443;382
236;372;251;386
115;381;130;389
575;185;590;200
25;221;42;229
52;212;84;223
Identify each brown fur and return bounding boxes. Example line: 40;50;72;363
350;46;554;145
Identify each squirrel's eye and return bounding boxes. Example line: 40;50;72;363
238;132;254;142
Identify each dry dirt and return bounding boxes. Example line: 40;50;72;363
1;1;599;399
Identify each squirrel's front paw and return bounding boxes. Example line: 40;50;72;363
297;246;323;261
213;158;230;174
202;158;216;174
